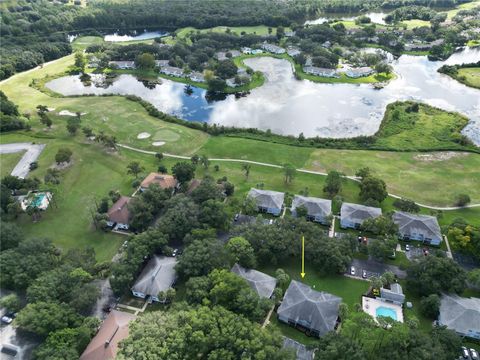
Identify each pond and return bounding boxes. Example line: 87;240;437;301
45;47;480;145
304;12;389;25
104;30;169;42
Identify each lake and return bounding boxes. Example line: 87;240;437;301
45;47;480;145
304;12;389;25
104;30;168;42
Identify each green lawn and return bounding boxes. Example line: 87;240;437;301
444;0;480;19
72;36;155;51
456;67;480;89
175;25;291;39
0;151;25;178
399;19;431;29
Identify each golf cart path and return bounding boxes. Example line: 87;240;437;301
0;143;45;178
118;144;480;211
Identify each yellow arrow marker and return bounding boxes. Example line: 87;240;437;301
301;236;306;279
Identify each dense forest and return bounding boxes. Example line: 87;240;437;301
0;0;474;79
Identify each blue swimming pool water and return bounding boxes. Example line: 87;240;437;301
376;306;397;321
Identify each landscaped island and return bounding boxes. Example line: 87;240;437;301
438;62;480;89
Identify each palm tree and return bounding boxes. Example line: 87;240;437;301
242;163;251;179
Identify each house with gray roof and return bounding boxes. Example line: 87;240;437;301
291;195;332;225
438;294;480;339
261;43;286;54
159;66;184;77
340;203;382;229
303;66;339;78
108;61;136;69
282;337;315;360
380;283;405;306
155;60;169;68
393;211;442;245
131;256;177;303
189;71;205;83
277;280;342;337
231;264;277;298
247;188;284;216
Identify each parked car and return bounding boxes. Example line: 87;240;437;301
1;312;15;325
462;346;469;359
362;270;367;279
405;244;410;251
234;214;239;222
172;248;179;257
1;344;18;357
470;348;479;360
350;266;355;276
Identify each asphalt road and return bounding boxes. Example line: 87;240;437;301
0;143;45;179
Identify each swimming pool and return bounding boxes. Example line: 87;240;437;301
376;306;398;321
32;193;46;207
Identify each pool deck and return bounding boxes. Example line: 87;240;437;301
362;296;404;323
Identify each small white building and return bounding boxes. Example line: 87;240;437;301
154;60;169;68
159;66;184;77
286;46;301;57
189;71;205;83
345;67;374;78
108;61;136;69
261;43;286;54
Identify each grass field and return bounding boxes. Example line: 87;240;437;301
456;67;480;89
400;19;431;29
444;0;480;19
72;36;155;51
175;25;290;39
0;151;24;178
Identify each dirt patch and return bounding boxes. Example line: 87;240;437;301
137;132;151;139
152;141;165;146
51;160;74;170
414;152;469;162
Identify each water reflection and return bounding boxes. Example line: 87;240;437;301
104;30;168;42
45;48;480;144
305;12;388;25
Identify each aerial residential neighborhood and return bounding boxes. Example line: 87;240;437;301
0;0;479;359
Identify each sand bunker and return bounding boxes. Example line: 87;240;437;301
58;110;87;116
152;141;165;146
414;152;468;162
137;132;151;139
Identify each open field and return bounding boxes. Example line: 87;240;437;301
175;25;290;39
400;19;431;29
72;36;155;51
456;67;480;89
444;0;480;19
0;151;25;178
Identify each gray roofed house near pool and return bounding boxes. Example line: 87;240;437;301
392;211;442;245
231;263;277;298
291;195;332;224
247;188;285;216
340;202;382;229
277;280;342;337
438;294;480;339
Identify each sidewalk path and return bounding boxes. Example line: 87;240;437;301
117;144;480;211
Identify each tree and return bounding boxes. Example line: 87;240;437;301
381;271;395;286
66;116;81;135
407;256;467;296
355;167;371;180
135;52;155;70
0;221;24;251
191;176;223;204
368;236;398;261
468;268;480;288
323;170;342;196
126;161;144;179
226;237;256;268
16;302;81;337
393;198;420;213
207;77;226;92
361;215;398;236
420;294;440;319
375;62;392;74
200;155;209;169
215;60;238;79
359;176;388;203
199;199;230;230
172;162;196;183
295;205;308;218
455;194;471;207
155;152;163;161
176;238;229;280
55;147;73;164
283;163;296;184
315;333;366;360
275;268;290;290
82;126;93;138
242;163;251;179
190;154;199;165
74;51;86;72
0;293;21;312
157;195;199;242
40;113;53;128
117;306;292;360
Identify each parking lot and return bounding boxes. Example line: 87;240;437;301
347;258;407;280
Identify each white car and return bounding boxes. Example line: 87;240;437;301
350;266;356;276
471;348;479;360
1;315;13;325
405;244;410;251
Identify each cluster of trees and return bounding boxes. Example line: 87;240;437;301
0;224;101;359
447;217;480;260
384;5;437;22
0;91;29;132
0;175;41;219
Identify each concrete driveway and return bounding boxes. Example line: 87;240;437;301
348;258;407;279
0;143;45;179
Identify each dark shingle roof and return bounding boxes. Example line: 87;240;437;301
107;196;132;225
341;202;381;224
439;294;480;335
292;195;331;218
282;337;315;360
248;188;284;209
131;256;177;297
393;211;441;240
277;280;341;336
231;263;277;298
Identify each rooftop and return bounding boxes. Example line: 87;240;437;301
141;173;177;190
393;211;442;240
107;196;132;225
341;202;382;223
248;188;285;209
132;256;177;297
231;263;277;298
292;195;332;218
439;294;480;335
